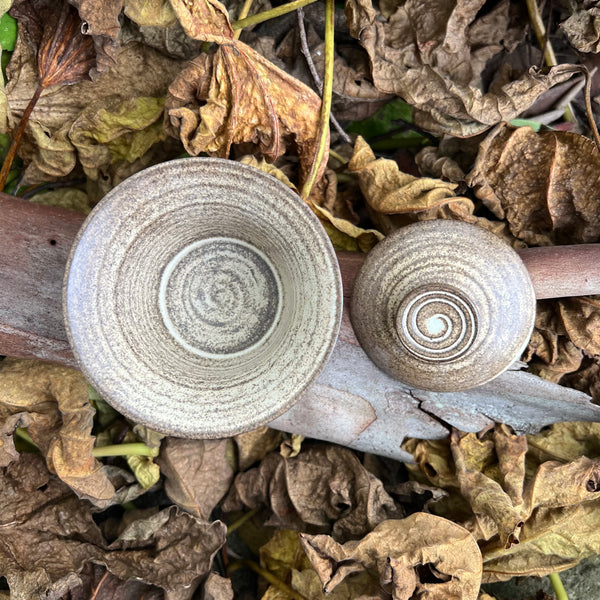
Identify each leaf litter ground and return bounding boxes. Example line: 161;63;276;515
3;0;600;598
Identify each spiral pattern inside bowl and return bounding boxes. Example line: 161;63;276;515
64;159;342;437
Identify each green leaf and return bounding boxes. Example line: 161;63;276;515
0;13;16;52
347;98;429;148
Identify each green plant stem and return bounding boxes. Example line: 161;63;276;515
525;0;575;123
328;148;347;164
0;83;43;189
549;572;569;600
231;0;319;31
300;0;334;199
229;559;308;600
227;507;260;535
234;0;255;39
92;443;159;458
15;427;37;447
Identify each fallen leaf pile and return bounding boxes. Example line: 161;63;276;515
3;0;600;598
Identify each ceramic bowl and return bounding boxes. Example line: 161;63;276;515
64;158;342;437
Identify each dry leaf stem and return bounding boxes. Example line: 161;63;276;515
231;0;320;30
226;506;260;534
297;8;352;144
0;84;42;189
230;559;308;600
300;0;334;199
525;0;575;122
549;572;569;600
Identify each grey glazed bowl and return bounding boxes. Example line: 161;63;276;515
64;158;342;437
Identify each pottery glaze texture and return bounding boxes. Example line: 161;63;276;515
351;220;536;392
64;158;342;437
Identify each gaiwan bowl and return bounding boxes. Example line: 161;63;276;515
63;158;342;437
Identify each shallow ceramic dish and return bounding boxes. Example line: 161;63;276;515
64;158;342;437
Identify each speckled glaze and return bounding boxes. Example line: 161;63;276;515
64;158;342;437
351;220;536;392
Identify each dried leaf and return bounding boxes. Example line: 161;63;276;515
560;2;600;53
233;426;283;471
11;0;96;86
0;359;115;505
165;41;324;184
158;438;234;519
202;573;234;600
169;0;234;44
349;136;460;213
527;422;600;463
300;514;482;600
223;445;402;542
3;39;183;186
344;0;575;136
406;426;600;581
102;507;227;599
558;297;600;356
124;0;177;27
0;454;105;600
467;124;600;245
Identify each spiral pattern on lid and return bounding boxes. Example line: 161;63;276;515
350;220;536;392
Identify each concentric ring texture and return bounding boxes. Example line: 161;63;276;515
351;220;536;392
64;158;342;437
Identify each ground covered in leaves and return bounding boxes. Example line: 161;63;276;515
3;0;600;598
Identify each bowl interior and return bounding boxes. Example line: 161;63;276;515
64;158;342;437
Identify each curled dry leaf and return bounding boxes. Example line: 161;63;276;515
0;453;106;600
165;43;324;185
300;514;482;600
102;506;227;599
467;124;600;245
233;425;283;471
222;445;402;542
2;37;183;186
165;0;325;185
349;136;459;213
10;0;96;86
344;0;576;136
405;426;600;581
560;1;600;53
0;359;115;506
158;438;234;519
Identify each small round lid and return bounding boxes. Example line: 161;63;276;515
350;220;536;392
64;158;342;437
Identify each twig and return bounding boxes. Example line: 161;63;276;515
300;0;334;199
234;0;255;40
0;85;42;190
297;8;352;144
525;0;575;122
549;572;569;600
231;0;320;31
581;66;600;152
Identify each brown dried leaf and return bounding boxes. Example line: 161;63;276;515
233;425;283;471
344;0;575;136
222;445;402;542
202;573;234;600
406;427;600;581
560;2;600;53
11;0;97;86
0;359;115;505
0;454;105;600
158;438;234;519
102;507;227;599
348;136;459;213
300;514;482;600
169;0;234;43
3;39;183;187
558;297;600;356
165;40;324;184
527;422;600;463
467;124;600;245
